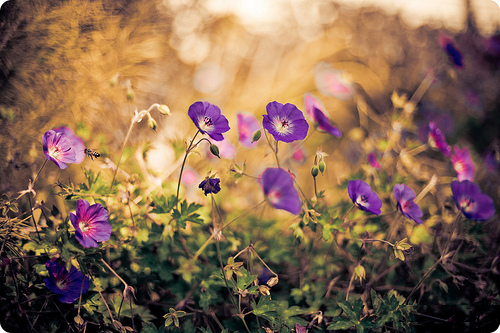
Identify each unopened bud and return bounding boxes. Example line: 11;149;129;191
318;161;326;174
252;130;262;143
148;118;157;131
258;285;271;296
354;264;366;282
158;104;171;116
311;165;319;178
267;276;279;287
210;144;220;159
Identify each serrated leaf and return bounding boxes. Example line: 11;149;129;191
327;318;355;330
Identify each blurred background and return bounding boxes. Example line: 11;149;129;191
0;0;499;208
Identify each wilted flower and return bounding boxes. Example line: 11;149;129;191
259;168;301;215
314;62;355;100
348;180;382;215
393;184;423;224
428;122;451;157
42;126;85;169
199;177;221;196
303;94;341;138
451;180;495;221
451;146;475;181
262;101;309;143
44;259;89;303
70;199;111;248
237;112;261;148
438;33;463;68
367;152;381;169
188;101;230;141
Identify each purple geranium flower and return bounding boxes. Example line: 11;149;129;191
262;101;309;143
237;112;261;148
199;177;221;195
367;152;381;169
393;184;423;224
428;122;451;157
188;101;230;141
70;199;111;248
259;168;301;215
303;94;341;138
42;126;85;169
439;33;463;68
348;180;382;215
451;180;495;221
451;146;475;181
44;259;89;303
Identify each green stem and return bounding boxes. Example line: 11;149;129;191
175;131;200;206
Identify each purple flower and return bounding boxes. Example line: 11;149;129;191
439;33;463;68
484;149;499;174
393;184;423;224
237;112;261;148
428;122;451;157
259;168;301;215
367;152;381;169
303;94;341;138
70;199;111;248
262;101;309;143
199;177;221;196
44;259;89;303
188;101;230;141
42;126;85;169
451;180;495;221
451;146;475;181
348;180;382;215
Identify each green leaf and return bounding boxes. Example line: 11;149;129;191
327;318;356;330
338;301;357;320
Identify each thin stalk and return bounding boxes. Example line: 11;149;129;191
175;131;200;205
110;121;135;191
32;159;48;188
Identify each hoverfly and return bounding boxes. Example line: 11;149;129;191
84;148;100;160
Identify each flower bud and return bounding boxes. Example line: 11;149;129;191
311;165;319;178
318;161;326;174
354;264;366;282
266;276;279;287
148;117;157;131
209;144;220;159
158;104;171;116
252;130;262;143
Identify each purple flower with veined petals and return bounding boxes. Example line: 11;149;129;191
262;101;309;143
199;177;221;196
348;180;382;215
451;180;495;221
237;112;261;148
70;199;111;248
259;168;301;215
303;94;341;138
42;126;85;169
44;259;89;303
393;184;423;224
367;152;381;169
428;122;451;157
452;146;475;181
188;101;230;141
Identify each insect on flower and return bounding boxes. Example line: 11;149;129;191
84;148;100;160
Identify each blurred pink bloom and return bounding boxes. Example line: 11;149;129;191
314;62;355;100
237;112;260;148
291;144;307;164
181;168;199;186
206;136;236;159
367;152;381;169
428;122;451;157
452;146;475;181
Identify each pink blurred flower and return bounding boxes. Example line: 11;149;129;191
428;122;451;157
367;152;381;169
206;137;236;159
237;112;260;148
314;62;355;100
291;144;307;164
451;146;475;181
